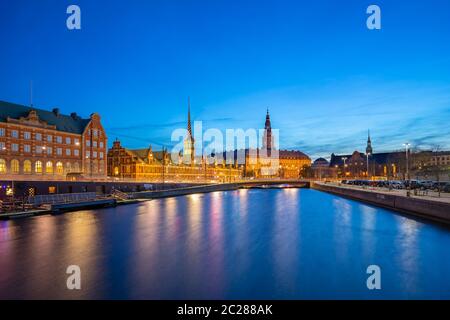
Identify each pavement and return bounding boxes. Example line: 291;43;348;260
319;182;450;204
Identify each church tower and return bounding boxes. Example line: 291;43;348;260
366;130;373;155
183;97;195;165
262;108;273;156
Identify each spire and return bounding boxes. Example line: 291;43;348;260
366;129;373;155
265;107;271;129
187;96;192;137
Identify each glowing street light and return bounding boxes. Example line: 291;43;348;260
403;143;411;181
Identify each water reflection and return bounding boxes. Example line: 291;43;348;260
0;189;449;299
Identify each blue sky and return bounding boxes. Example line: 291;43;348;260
0;0;449;159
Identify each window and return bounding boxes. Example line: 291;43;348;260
35;133;42;141
66;162;71;173
24;145;31;153
93;151;97;158
11;159;19;174
35;161;43;174
86;151;90;158
48;186;56;194
11;130;19;138
93;129;98;137
11;143;19;152
99;142;104;148
0;159;6;173
36;146;43;154
66;149;71;156
46;161;53;174
93;141;97;148
56;162;64;174
56;136;62;144
24;160;32;173
47;135;53;143
74;138;80;146
24;132;31;139
47;147;53;155
0;128;5;136
114;167;119;175
74;149;79;156
57;148;62;155
66;137;71;144
73;162;80;172
86;140;91;147
99;152;104;159
0;142;5;151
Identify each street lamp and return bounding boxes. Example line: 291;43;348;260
342;157;347;177
403;143;411;182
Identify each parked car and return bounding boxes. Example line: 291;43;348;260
432;182;447;192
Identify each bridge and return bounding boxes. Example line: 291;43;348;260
131;180;311;199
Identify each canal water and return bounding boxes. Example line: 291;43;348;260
1;188;449;299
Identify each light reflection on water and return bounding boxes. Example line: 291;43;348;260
0;189;449;299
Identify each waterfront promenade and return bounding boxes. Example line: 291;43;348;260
313;182;450;224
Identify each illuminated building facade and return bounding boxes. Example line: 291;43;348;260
0;100;107;180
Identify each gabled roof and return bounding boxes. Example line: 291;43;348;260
0;100;91;134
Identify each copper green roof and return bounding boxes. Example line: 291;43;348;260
0;100;91;134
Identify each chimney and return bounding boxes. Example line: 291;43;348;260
70;112;78;119
52;108;60;116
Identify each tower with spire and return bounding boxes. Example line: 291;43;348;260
366;130;373;155
262;108;273;156
183;97;195;165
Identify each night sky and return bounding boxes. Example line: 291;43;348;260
1;0;449;159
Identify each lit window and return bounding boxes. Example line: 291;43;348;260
46;161;53;174
24;160;32;173
11;159;19;174
0;159;6;173
35;161;43;174
66;162;71;173
56;162;64;174
48;186;56;194
73;162;80;172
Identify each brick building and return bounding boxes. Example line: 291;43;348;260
0;100;107;181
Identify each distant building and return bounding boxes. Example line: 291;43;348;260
107;101;242;182
311;157;334;179
0;100;107;181
218;110;311;179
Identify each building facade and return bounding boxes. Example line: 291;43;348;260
107;140;242;182
0;100;107;181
